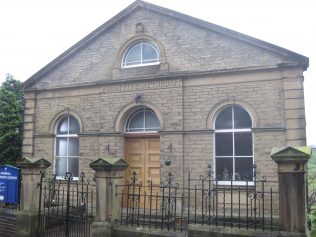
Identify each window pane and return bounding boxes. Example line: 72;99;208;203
235;158;253;181
142;43;158;61
128;111;144;130
68;158;79;177
234;106;252;129
68;116;80;133
215;107;232;129
56;138;67;156
57;117;68;134
145;111;160;130
216;158;233;180
215;133;233;156
125;44;141;64
68;138;79;156
55;157;67;177
234;132;253;156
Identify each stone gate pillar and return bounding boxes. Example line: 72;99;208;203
89;156;128;237
16;157;51;237
271;146;311;233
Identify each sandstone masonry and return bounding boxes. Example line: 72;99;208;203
22;1;308;187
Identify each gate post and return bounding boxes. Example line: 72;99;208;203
89;156;128;237
16;157;51;237
271;146;311;233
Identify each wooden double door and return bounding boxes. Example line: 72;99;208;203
124;137;160;207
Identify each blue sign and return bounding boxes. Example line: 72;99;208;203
0;165;20;204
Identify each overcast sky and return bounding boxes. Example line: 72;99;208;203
1;0;315;145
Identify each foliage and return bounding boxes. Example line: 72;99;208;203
0;74;24;165
308;148;316;235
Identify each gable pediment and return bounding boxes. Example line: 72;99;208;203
22;0;309;90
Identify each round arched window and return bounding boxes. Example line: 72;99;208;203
214;105;253;182
126;108;160;132
122;41;160;67
55;116;80;178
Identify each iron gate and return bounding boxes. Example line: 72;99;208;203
38;171;95;237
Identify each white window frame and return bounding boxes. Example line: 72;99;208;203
213;105;254;186
54;116;80;180
122;41;160;68
125;108;160;133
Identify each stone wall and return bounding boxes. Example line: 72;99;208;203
22;1;306;190
22;66;305;183
112;225;306;237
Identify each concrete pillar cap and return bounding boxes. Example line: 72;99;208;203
17;156;51;169
271;146;311;163
89;156;128;171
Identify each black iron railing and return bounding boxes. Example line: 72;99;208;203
117;165;279;232
38;171;95;237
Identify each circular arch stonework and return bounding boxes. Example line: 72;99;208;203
206;99;259;129
114;101;165;133
117;35;166;66
48;109;84;134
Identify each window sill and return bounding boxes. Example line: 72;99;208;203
55;176;79;182
112;62;169;80
122;62;161;69
214;181;255;190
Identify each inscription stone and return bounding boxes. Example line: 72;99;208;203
102;79;182;93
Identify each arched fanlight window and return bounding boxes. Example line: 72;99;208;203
55;116;80;178
214;105;253;182
126;108;160;132
122;41;160;67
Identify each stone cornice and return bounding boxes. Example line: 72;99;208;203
23;64;298;93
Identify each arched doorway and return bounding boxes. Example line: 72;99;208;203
124;108;161;187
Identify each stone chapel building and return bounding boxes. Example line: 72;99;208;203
21;1;309;186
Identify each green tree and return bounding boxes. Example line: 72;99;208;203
0;74;24;165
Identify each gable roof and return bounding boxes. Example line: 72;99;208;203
22;0;309;90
